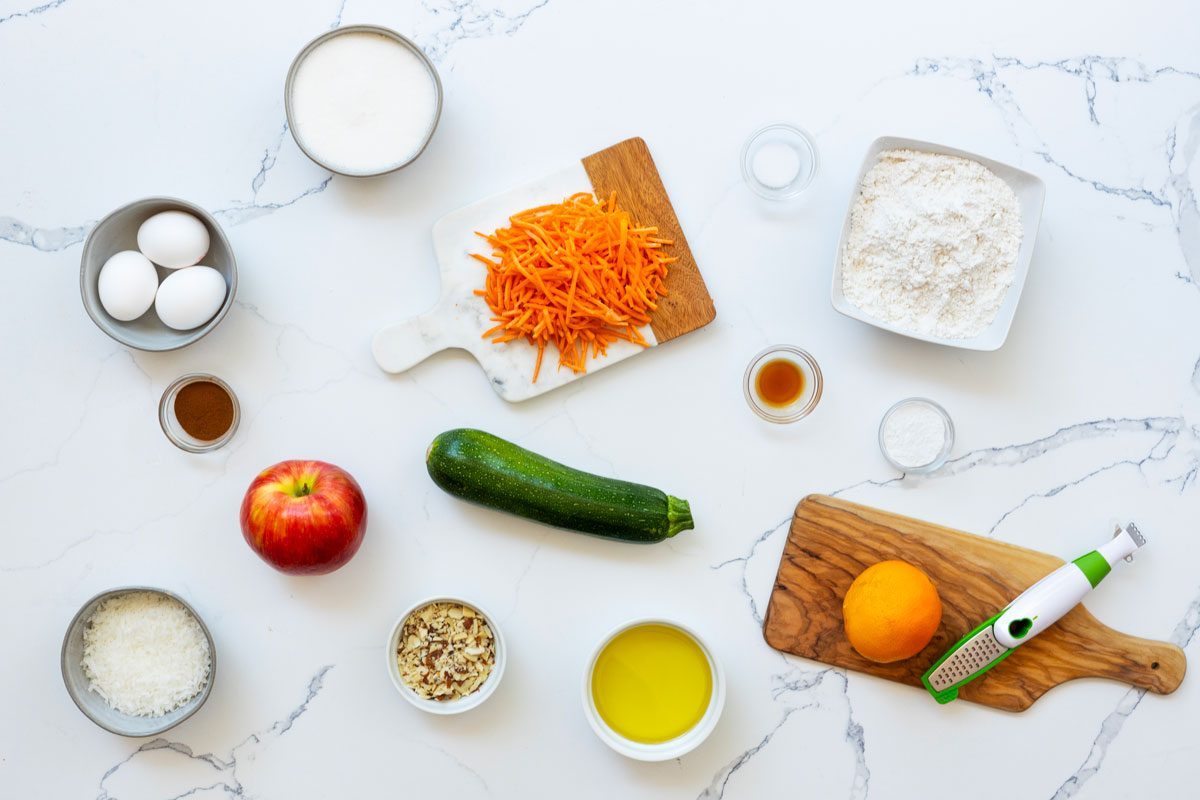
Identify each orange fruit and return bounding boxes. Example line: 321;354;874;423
842;560;942;663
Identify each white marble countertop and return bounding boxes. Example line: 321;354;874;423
3;1;1198;797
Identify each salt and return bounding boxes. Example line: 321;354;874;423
290;32;439;175
882;402;948;469
752;141;801;188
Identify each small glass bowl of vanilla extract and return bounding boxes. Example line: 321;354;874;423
743;345;823;423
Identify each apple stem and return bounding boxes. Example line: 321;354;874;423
297;483;311;497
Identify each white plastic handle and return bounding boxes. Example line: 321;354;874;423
994;564;1092;648
1096;528;1141;567
993;527;1143;649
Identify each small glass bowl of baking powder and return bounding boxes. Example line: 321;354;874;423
878;398;954;474
741;123;818;200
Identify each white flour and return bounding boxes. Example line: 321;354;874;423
841;149;1022;339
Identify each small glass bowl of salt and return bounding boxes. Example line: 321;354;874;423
878;398;955;474
741;123;818;200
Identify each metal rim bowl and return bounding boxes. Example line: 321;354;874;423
79;197;237;352
284;24;444;177
61;586;216;737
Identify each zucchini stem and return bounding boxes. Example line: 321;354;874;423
665;496;694;538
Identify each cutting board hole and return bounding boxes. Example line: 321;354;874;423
1151;661;1160;670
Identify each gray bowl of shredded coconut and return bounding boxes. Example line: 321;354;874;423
831;136;1046;350
62;587;215;736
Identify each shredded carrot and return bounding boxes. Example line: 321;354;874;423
472;192;674;382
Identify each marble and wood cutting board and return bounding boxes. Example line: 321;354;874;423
372;137;715;402
762;495;1186;712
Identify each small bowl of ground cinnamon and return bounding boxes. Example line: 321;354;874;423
158;373;239;453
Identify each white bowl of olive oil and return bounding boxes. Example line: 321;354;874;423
582;618;725;761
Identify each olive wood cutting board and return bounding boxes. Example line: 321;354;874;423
762;495;1186;712
372;137;715;402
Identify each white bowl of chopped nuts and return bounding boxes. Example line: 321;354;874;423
387;596;506;715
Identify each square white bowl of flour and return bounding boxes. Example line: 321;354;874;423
830;136;1046;351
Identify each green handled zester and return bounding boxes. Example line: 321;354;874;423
921;523;1146;704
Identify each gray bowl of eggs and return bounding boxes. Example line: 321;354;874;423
80;197;237;351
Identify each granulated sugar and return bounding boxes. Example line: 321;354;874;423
290;31;438;174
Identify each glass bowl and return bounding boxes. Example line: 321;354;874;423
743;346;823;423
877;397;955;474
740;123;819;200
158;373;240;453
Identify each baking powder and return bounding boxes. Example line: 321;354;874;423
882;402;947;468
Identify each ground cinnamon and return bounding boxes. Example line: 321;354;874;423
174;380;234;441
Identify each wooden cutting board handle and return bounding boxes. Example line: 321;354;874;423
1049;615;1186;694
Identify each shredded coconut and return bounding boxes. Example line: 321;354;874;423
841;149;1022;339
81;591;211;717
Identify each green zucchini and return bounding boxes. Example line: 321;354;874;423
426;429;693;543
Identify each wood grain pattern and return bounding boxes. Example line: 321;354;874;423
582;137;716;343
762;495;1186;712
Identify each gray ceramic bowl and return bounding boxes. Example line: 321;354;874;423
61;586;216;737
285;24;443;177
80;197;237;351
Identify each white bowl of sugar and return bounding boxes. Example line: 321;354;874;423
285;25;443;177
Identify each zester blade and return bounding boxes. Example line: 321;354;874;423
925;624;1009;691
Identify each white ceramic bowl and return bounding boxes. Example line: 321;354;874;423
582;618;726;761
830;136;1046;351
386;596;505;715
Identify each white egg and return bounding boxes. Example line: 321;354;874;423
154;266;227;330
97;250;160;321
137;210;210;269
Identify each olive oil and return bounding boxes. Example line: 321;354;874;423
755;358;805;407
590;623;713;744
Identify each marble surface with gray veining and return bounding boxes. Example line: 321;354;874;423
2;1;1198;798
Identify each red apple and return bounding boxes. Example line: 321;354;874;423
240;460;367;575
